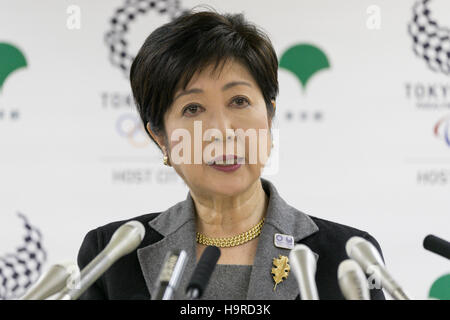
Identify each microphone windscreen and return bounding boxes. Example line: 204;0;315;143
337;259;360;279
186;246;221;297
126;220;146;241
345;236;365;258
423;234;450;260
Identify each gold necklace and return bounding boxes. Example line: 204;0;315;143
196;218;265;248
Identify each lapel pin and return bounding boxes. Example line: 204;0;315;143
271;255;290;291
274;233;294;249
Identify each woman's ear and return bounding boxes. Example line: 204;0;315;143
146;122;166;152
269;99;276;129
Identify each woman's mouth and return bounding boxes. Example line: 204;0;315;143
207;155;244;172
207;155;244;165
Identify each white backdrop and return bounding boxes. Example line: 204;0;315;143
0;0;449;300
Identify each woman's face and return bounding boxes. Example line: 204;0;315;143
150;59;274;197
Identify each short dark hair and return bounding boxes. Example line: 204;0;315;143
130;8;279;150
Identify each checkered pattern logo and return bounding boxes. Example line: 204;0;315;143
0;213;47;300
408;0;450;75
104;0;187;77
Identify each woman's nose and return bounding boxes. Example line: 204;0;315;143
204;109;236;142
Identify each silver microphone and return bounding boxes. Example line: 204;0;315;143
346;236;410;300
55;220;146;300
289;244;319;300
20;262;79;300
338;259;370;300
152;250;188;300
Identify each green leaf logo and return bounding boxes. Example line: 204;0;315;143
279;43;330;90
0;43;27;92
429;273;450;300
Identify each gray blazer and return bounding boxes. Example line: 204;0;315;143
77;178;385;300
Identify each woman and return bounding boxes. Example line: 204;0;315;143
77;9;385;300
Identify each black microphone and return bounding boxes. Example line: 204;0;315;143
423;234;450;260
186;246;221;299
152;250;188;300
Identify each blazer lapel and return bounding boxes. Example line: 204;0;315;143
246;178;320;300
137;192;198;300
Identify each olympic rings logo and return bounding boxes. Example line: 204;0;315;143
116;113;150;148
434;115;450;147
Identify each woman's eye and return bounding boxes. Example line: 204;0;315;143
182;97;249;116
183;104;201;116
231;96;250;108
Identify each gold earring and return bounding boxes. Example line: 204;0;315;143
163;154;170;166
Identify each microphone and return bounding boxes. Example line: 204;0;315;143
289;244;319;300
346;236;410;300
54;220;145;300
21;262;79;300
186;246;221;299
423;234;450;260
337;259;370;300
152;250;188;300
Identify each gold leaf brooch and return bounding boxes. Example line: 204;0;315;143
271;255;290;291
